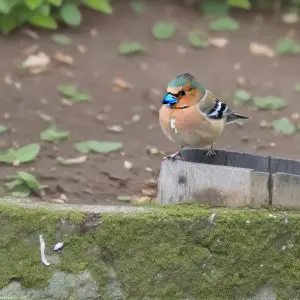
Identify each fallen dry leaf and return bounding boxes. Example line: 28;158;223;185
57;155;87;165
23;44;40;56
281;12;299;24
144;178;158;188
54;52;74;65
60;98;73;107
107;125;124;133
112;77;133;91
77;44;87;54
291;113;300;120
22;52;50;69
51;198;66;204
233;63;241;71
133;195;153;203
22;28;39;40
89;28;98;37
177;46;187;55
96;114;108;122
236;76;246;86
146;146;160;155
124;160;133;170
4;74;13;85
259;120;271;128
141;188;156;197
37;111;52;122
132;114;141;122
249;42;275;58
208;37;229;48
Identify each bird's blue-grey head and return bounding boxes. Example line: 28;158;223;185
161;73;201;107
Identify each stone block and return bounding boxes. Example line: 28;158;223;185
271;172;300;207
157;160;269;207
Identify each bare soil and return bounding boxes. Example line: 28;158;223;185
0;0;300;205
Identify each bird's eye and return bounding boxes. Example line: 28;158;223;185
179;90;186;97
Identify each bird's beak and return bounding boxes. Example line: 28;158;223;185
162;93;178;106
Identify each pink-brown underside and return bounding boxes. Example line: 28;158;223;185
159;104;207;133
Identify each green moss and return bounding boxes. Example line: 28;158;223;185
1;203;300;299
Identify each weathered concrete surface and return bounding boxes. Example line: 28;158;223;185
159;148;300;207
158;159;269;207
0;196;151;213
272;173;300;207
0;271;101;300
1;202;300;299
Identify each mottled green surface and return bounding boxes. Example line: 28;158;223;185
1;203;300;299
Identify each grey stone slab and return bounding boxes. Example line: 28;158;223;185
270;157;300;176
0;197;152;213
158;160;268;207
249;171;270;207
272;172;300;207
181;148;226;166
225;151;270;173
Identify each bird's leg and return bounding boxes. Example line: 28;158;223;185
206;142;217;157
163;145;183;160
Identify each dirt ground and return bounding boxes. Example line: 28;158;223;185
0;0;300;205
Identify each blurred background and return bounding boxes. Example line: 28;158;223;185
0;0;299;205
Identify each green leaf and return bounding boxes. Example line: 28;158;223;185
5;179;23;190
57;84;78;98
57;84;90;102
295;84;300;92
82;0;112;14
28;14;57;29
0;125;8;134
152;21;176;40
75;140;123;154
24;0;44;10
275;37;300;55
117;195;132;202
228;0;251;9
39;3;51;15
209;17;239;32
52;34;72;45
130;0;145;13
60;2;82;26
40;126;70;142
11;184;31;197
0;143;41;164
0;143;40;165
187;32;209;48
0;14;19;34
17;171;44;192
14;143;40;163
46;0;63;6
200;0;229;16
118;42;146;55
234;89;252;104
0;0;19;14
272;118;296;135
72;92;90;102
253;96;287;110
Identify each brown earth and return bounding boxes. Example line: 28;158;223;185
0;0;300;205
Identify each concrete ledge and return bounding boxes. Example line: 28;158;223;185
158;148;300;208
1;202;300;299
0;197;151;214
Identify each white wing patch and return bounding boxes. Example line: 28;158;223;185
170;117;178;134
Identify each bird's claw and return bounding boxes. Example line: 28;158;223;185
163;151;183;161
206;148;216;157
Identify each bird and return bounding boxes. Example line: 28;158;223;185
159;73;249;160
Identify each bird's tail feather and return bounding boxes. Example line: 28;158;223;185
225;113;249;125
